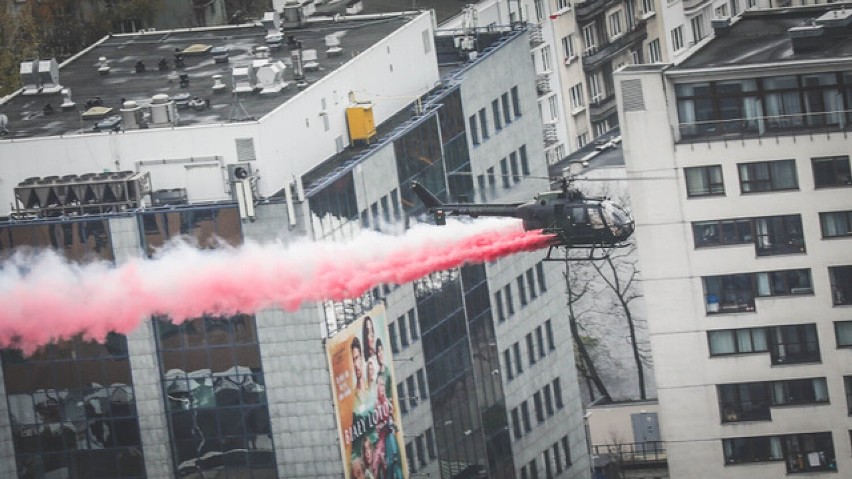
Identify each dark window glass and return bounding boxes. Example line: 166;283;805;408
755;269;812;296
844;376;852;415
836;321;852;348
561;436;572;466
553;443;563;473
495;290;505;322
830;266;852;305
408;310;419;341
504;285;515;315
526;334;536;365
693;218;752;247
513;342;523;374
510;152;520;182
504;349;514;380
769;324;820;365
425;427;437;458
544;449;553;479
527;269;537;299
545;320;555;350
511;407;523;439
685;165;724;197
492;99;503;131
511;86;522;117
820;210;852;238
479;108;489;139
812;156;851;188
536;263;547;292
469;115;479;145
536;327;546;359
520;145;530;176
703;273;755;313
783;432;836;473
502;92;512;123
723;436;783;464
399;315;410;347
500;159;510;188
718;382;772;422
754;215;805;256
708;327;768;355
389;322;400;353
533;392;545;423
543;384;554;416
417;369;428;399
738;160;798;193
517;276;527;306
521;401;532;432
553;378;564;409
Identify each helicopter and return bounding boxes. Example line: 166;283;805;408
410;176;635;261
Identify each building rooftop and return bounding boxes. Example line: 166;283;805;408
0;14;412;139
675;5;852;70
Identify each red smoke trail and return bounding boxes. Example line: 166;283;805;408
0;219;554;353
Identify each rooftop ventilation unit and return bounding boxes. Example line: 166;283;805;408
37;59;62;94
345;0;363;15
121;100;145;129
277;0;315;27
256;61;288;94
291;50;308;88
14;171;151;217
325;34;343;57
262;11;283;49
302;49;319;71
790;8;852;53
212;74;228;93
60;88;76;111
149;94;177;125
20;60;40;95
97;56;110;75
232;66;255;93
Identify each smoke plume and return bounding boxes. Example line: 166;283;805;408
0;219;553;353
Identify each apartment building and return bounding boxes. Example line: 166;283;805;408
0;9;591;479
616;5;852;477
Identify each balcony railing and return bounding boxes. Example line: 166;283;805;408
582;21;647;70
536;74;551;96
677;109;852;144
592;442;667;467
589;94;617;121
543;124;559;146
529;23;544;46
576;0;620;20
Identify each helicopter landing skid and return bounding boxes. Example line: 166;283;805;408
542;242;631;262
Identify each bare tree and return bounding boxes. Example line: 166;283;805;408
564;252;613;403
589;243;649;399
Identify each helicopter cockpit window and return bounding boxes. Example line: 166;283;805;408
588;208;605;230
602;201;633;236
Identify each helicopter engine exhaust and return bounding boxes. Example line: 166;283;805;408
0;219;554;354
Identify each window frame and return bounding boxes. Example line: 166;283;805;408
685;165;725;197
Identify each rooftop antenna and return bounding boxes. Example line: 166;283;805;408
228;92;252;122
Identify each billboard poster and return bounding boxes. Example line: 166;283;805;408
327;305;408;479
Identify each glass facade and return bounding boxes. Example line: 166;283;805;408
141;205;278;478
3;336;145;479
0;219;145;478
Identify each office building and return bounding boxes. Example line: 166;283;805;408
616;5;852;477
0;8;591;479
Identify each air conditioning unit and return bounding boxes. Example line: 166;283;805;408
228;163;253;183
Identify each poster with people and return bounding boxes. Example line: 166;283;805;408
327;305;408;479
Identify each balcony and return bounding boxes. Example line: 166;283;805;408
536;74;551;96
543;124;559;146
529;23;544;46
589;94;617;122
591;442;667;468
582;21;647;70
576;0;620;21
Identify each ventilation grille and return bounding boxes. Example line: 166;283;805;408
235;137;256;162
621;79;645;112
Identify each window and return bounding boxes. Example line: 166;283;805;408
569;83;585;111
561;34;576;61
561;436;572;466
783;433;836;473
708;327;768;355
527;333;536;365
671;25;685;51
703;273;755;313
557;0;571;9
553;378;564;408
527;269;537;299
503;284;515;315
719;378;828;422
511;86;521;117
398;314;409;347
521;401;532;432
415;435;426;466
587;72;603;102
512;407;523;439
691;14;705;44
769;324;820;365
469;115;479;145
543;449;553;479
513;342;523;373
536;263;547;291
529;458;539;479
731;0;739;15
510;152;521;183
683;165;724;196
723;436;783;464
500;158;510;188
495;290;505;321
536;326;545;358
820;211;852;238
389;322;400;353
577;133;589;148
553;443;563;473
520;145;530;176
812;155;851;188
545;320;555;350
398;381;408;413
533;0;544;21
504;349;514;379
502;92;512;124
648;39;662;63
426;428;437;458
582;24;597;54
407;375;417;409
845;376;852;414
406;442;416;473
548;95;559;122
738;160;798;192
543;384;555;416
517;276;528;306
836;321;852;348
752;215;805;255
541;45;552;72
693;219;751;247
715;4;728;18
479;108;489;140
641;0;654;14
829;266;852;305
608;11;623;38
756;269;812;297
417;369;428;398
408;310;419;340
533;391;545;423
492;99;503;131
